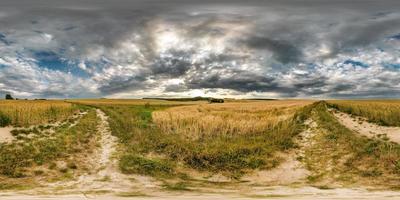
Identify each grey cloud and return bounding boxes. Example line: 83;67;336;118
243;36;303;63
150;50;193;77
185;70;284;93
97;76;148;94
0;0;400;98
164;84;187;93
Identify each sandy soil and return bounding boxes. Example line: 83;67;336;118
0;127;13;143
242;119;316;185
332;110;400;143
1;186;400;199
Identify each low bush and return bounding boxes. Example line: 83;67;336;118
0;112;11;127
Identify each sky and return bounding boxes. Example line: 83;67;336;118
0;0;400;99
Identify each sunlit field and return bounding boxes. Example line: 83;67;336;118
0;100;78;127
153;100;312;138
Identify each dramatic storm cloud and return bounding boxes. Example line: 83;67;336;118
1;0;400;98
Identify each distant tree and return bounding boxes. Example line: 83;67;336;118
5;94;14;100
208;98;224;103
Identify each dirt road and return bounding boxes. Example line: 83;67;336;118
332;110;400;143
0;127;13;143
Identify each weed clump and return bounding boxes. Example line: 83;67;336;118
0;112;11;127
119;155;174;177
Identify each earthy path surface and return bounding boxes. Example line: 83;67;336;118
0;127;13;143
1;186;400;200
332;110;400;143
242;119;316;185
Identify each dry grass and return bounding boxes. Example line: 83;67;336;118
153;100;313;138
327;100;400;126
0;100;78;127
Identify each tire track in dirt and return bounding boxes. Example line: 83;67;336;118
331;109;400;143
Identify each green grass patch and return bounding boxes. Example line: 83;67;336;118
0;111;11;127
119;155;175;177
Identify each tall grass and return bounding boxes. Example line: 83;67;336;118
0;100;78;127
327;100;400;126
94;101;313;178
0;108;98;177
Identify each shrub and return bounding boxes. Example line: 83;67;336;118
0;112;11;127
119;155;174;177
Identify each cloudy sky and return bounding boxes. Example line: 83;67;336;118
0;0;400;99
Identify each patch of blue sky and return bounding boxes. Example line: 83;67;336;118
382;63;400;70
343;59;369;68
390;33;400;40
32;50;90;77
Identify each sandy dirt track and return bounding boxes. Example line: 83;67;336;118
0;127;13;143
1;186;400;200
332;110;400;143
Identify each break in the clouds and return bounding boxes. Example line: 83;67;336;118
1;0;400;99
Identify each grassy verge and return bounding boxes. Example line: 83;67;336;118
305;101;400;186
0;106;98;178
97;103;312;179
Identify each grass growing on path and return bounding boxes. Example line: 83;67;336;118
0;106;98;177
305;101;400;187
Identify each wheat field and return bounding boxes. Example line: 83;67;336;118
0;100;78;127
153;100;313;138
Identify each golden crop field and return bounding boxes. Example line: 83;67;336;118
0;100;78;127
153;100;313;138
68;98;207;106
327;100;400;126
